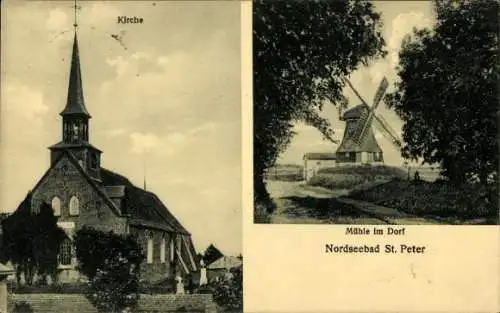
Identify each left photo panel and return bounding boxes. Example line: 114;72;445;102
0;1;242;313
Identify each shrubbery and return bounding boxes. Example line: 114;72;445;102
211;266;243;312
349;180;498;222
74;227;144;313
1;197;66;285
308;165;406;190
12;301;33;313
317;165;407;178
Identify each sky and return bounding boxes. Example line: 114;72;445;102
0;1;241;256
278;1;437;167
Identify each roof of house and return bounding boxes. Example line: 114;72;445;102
207;256;242;270
100;169;190;235
303;152;336;160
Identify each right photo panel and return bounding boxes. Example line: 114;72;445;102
252;0;499;227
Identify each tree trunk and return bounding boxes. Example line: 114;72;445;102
253;170;275;223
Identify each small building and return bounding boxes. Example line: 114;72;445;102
303;152;336;181
206;256;242;283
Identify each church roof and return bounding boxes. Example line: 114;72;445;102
60;33;91;118
100;169;190;235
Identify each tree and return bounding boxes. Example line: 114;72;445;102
1;194;65;285
385;0;499;186
32;202;66;283
74;227;144;313
212;265;243;312
253;0;386;220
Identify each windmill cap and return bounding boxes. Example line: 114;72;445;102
341;104;368;120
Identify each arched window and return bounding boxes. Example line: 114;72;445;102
147;233;154;264
51;197;61;216
69;196;79;216
170;236;175;263
160;236;166;264
59;238;72;266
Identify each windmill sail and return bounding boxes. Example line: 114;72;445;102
355;77;388;144
373;114;402;149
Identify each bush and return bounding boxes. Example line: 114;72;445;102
317;165;407;178
349;180;498;221
74;227;144;313
211;266;243;312
2;199;66;286
308;165;407;190
12;302;33;313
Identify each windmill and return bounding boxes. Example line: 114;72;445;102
335;77;403;166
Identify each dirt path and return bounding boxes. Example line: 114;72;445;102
266;180;388;224
266;180;443;225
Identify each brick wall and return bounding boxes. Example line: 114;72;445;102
130;226;174;283
31;155;127;234
8;293;217;313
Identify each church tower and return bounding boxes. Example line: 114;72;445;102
49;32;102;181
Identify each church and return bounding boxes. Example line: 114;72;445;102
11;32;198;284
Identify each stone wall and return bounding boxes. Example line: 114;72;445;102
8;293;217;313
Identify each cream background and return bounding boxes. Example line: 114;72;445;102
242;1;500;312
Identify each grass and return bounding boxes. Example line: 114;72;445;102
265;164;304;181
349;179;498;223
281;196;385;224
308;165;407;190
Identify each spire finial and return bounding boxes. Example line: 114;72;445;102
73;0;79;30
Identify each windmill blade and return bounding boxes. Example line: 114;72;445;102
342;77;373;143
342;77;370;108
354;77;389;143
372;77;389;110
372;114;402;149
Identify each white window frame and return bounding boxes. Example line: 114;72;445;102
69;196;79;216
160;236;166;264
170;236;175;263
147;234;154;264
51;197;61;216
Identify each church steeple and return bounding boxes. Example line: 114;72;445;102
60;33;91;118
61;33;90;144
49;4;103;182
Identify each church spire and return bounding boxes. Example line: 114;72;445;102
60;33;90;118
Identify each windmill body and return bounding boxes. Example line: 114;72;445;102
336;103;384;165
302;77;404;180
